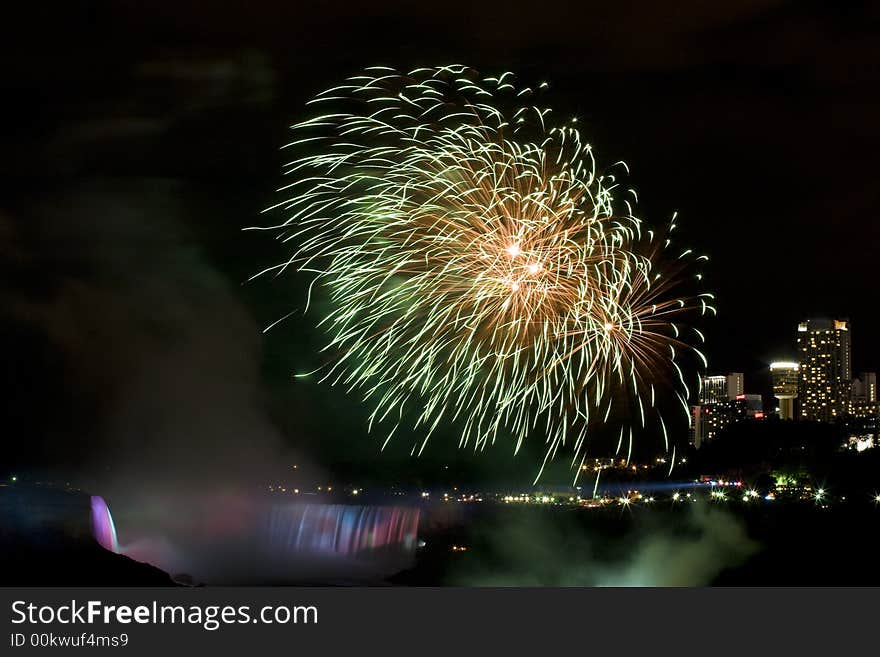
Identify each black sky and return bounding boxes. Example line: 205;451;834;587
2;1;879;485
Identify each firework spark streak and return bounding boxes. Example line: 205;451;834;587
250;65;713;481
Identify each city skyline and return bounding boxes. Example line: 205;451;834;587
691;316;878;449
700;317;876;410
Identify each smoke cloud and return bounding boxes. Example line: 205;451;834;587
447;504;759;586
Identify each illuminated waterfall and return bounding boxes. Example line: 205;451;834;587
90;495;119;553
266;504;419;556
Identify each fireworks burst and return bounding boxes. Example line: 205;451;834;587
250;65;713;481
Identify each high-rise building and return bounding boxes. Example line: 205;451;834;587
690;405;705;449
700;376;727;404
853;372;877;404
851;373;879;442
726;372;744;399
693;402;730;443
867;373;878;403
699;373;745;404
850;400;880;438
770;361;799;420
797;318;852;422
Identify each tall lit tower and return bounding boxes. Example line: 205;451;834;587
796;318;852;422
770;362;799;420
699;373;745;404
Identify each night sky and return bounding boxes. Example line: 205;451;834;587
3;1;879;486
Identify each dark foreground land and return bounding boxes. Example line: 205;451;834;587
0;485;175;586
